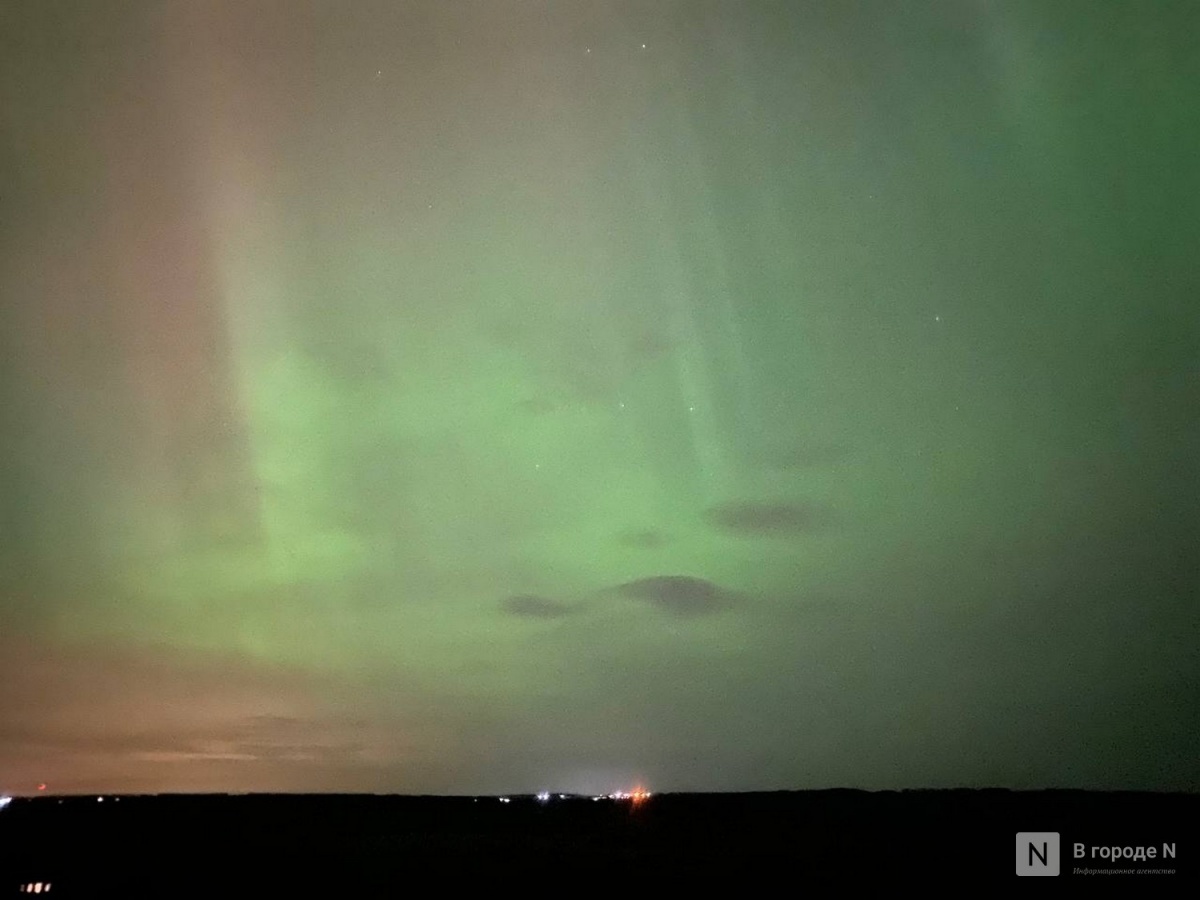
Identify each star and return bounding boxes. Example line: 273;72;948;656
934;315;941;322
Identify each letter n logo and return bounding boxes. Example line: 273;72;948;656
1016;832;1060;876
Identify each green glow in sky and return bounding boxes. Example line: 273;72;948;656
1;1;1195;795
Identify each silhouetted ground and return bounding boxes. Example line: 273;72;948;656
1;790;1195;892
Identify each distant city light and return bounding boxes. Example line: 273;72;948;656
0;795;11;810
606;787;652;805
536;791;551;803
499;797;511;804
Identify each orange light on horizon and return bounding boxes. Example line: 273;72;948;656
617;786;651;806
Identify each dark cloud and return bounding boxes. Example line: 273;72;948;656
501;594;573;618
706;501;831;537
615;576;735;617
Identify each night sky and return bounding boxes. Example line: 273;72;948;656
1;1;1196;796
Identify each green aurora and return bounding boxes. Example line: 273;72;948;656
0;1;1195;794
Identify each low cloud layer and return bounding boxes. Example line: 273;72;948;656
615;576;735;617
0;638;464;794
500;594;573;619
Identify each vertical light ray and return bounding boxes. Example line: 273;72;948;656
625;145;725;505
666;47;762;496
155;3;300;594
88;9;265;582
615;54;749;506
973;0;1068;167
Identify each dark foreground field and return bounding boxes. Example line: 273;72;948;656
2;789;1195;892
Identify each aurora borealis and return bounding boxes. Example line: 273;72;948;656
1;1;1196;796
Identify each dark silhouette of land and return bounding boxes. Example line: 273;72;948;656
1;790;1194;891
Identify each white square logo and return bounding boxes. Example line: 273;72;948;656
1016;832;1060;876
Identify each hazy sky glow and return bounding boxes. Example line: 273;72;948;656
1;1;1196;795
